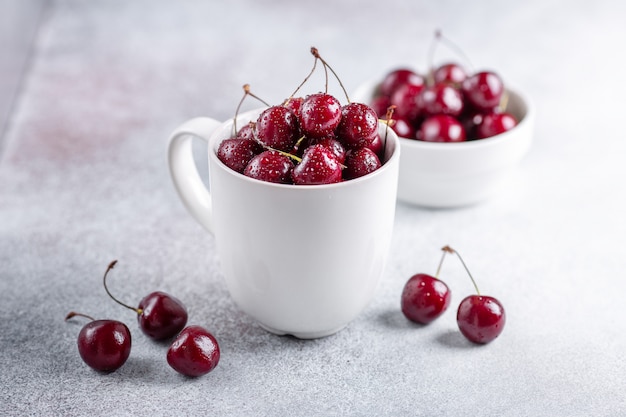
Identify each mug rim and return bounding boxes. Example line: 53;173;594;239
208;108;401;190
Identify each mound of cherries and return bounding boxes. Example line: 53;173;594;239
217;49;388;185
370;63;518;142
65;261;219;377
401;246;506;344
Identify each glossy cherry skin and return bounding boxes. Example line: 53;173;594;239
476;112;518;139
303;137;347;164
244;150;294;184
137;291;188;340
379;68;424;97
370;95;391;118
366;134;383;159
416;115;466;142
235;122;256;140
457;295;506;344
76;320;131;372
336;102;379;148
292;144;342;185
390;82;423;122
390;116;416;139
299;93;342;138
167;325;220;377
343;147;381;180
462;71;504;111
433;62;468;86
418;83;464;117
283;97;304;119
217;138;263;174
255;106;300;152
401;273;451;324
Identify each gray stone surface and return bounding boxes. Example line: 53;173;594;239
2;0;626;416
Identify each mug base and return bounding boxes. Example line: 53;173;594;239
257;322;348;339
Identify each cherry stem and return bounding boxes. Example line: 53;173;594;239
287;55;319;102
381;105;396;159
427;29;474;81
434;248;448;278
65;311;95;322
103;260;142;315
441;245;480;295
310;47;351;103
233;84;271;134
499;90;509;112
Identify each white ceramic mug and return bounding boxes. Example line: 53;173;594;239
168;108;400;339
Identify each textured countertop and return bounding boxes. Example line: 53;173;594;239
2;1;626;416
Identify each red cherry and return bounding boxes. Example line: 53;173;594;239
255;106;300;152
235;122;256;140
283;97;304;119
103;261;188;340
390;116;417;139
299;93;342;138
476;112;518;139
336;102;379;148
379;68;424;97
366;134;384;159
462;71;504;111
440;245;506;344
432;62;468;86
370;95;391;118
217;138;263;173
416;115;466;142
418;83;464;117
343;147;381;180
401;273;451;324
244;150;294;184
304;137;347;164
292;144;342;185
66;312;131;372
457;295;506;344
390;82;423;122
167;325;220;377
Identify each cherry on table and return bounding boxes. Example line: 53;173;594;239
401;273;451;325
103;261;188;340
167;325;220;377
65;312;131;372
442;245;506;344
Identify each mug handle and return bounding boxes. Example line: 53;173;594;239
167;117;223;234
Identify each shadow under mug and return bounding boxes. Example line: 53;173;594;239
168;108;400;339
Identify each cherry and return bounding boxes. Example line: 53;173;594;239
462;71;504;111
235;122;256;140
401;274;451;325
343;147;381;180
476;112;518;139
217;138;263;174
389;116;416;139
390;82;423;122
65;312;131;372
336;102;379;148
432;62;468;86
244;150;295;184
418;83;464;117
299;93;342;138
416;115;466;142
379;68;424;97
304;137;347;164
167;325;220;377
400;248;452;325
292;144;342;185
283;96;304;119
442;245;506;344
366;134;384;159
103;261;188;340
255;106;300;152
370;95;391;118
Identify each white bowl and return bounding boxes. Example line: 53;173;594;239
352;79;535;208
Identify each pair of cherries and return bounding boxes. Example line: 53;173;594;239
65;261;219;377
401;246;506;344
